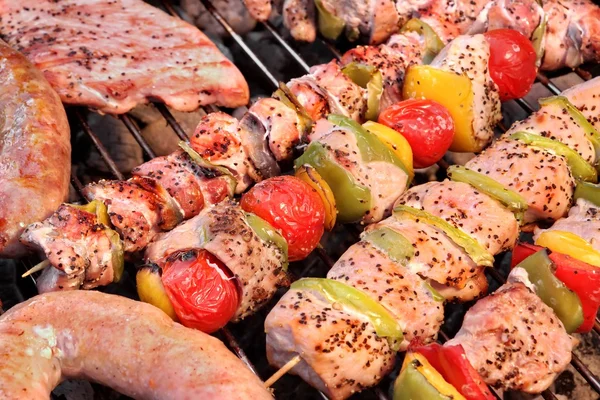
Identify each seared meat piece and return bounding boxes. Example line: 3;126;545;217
145;201;288;320
243;0;272;20
287;80;330;121
369;215;483;301
132;150;233;219
20;204;117;292
447;268;574;393
0;0;249;113
36;267;82;294
432;270;489;303
563;76;600;131
534;198;600;252
189;112;259;193
466;139;575;223
397;181;519;255
328;241;444;350
265;288;395;400
370;0;402;44
415;0;490;43
508;99;596;164
468;0;543;41
283;0;316;42
430;34;502;150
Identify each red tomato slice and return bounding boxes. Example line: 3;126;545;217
378;99;454;169
411;342;495;400
241;176;325;261
484;29;537;101
161;249;240;333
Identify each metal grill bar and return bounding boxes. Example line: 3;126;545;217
119;114;157;158
262;21;311;73
154;102;190;140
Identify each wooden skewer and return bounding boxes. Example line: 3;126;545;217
264;354;302;388
22;259;50;278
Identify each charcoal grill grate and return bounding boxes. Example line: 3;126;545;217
12;1;600;399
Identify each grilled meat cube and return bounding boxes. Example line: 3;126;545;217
370;0;402;44
243;0;272;20
0;0;249;113
432;270;489;303
145;201;288;320
370;216;483;301
534;198;600;252
287;80;330;121
283;0;316;42
238;111;282;180
189;112;259;193
36;267;82;294
328;241;444;350
446;268;574;393
468;0;543;40
416;0;489;43
430;34;502;150
563;76;600;131
265;288;395;400
20;204;117;292
466;138;575;223
397;181;519;254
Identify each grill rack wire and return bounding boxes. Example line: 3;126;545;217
15;1;600;399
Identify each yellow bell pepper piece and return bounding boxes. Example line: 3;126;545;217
535;230;600;268
403;352;466;400
403;65;478;153
295;165;337;231
363;121;414;179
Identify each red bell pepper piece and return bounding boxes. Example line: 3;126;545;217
410;342;495;400
511;243;600;333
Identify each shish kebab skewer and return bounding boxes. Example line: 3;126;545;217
263;76;600;399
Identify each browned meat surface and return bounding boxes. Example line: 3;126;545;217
0;40;70;258
328;241;444;350
288;80;329;121
397;181;519;255
283;0;316;42
0;0;249;113
243;0;272;20
265;288;395;400
20;204;117;292
466;138;575;223
468;0;543;40
563;76;600;131
145;201;288;320
447;268;574;393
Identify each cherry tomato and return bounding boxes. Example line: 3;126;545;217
241;176;325;261
378;99;454;169
484;29;537;101
161;249;240;333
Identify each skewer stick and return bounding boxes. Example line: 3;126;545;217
22;259;50;278
264;354;301;388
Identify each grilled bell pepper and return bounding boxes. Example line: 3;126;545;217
363;121;414;179
179;141;238;195
393;205;494;267
447;165;528;224
244;212;289;270
574;181;600;207
295;165;337;230
513;249;584;333
341;62;383;121
400;18;444;64
535;230;600;268
72;200;124;282
314;0;345;40
362;227;414;264
512;243;600;333
423;281;445;302
292;277;403;350
273;82;313;136
531;15;547;65
394;352;465;400
402;65;479;152
509;131;598;183
538;96;600;168
409;343;495;400
136;263;178;320
328;114;411;184
295;141;372;223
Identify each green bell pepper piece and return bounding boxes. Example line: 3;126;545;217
531;15;547;66
515;249;584;333
362;227;414;265
314;0;345;40
393;205;494;267
341;62;383;121
393;358;452;400
273;82;313;135
244;212;289;271
447;165;528;224
539;96;600;171
295;141;372;223
291;277;403;350
510;131;598;183
179;141;238;194
574;181;600;207
328;114;411;185
73;200;111;227
423;281;445;302
400;18;445;65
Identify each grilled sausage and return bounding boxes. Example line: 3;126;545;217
0;39;70;258
0;290;273;399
